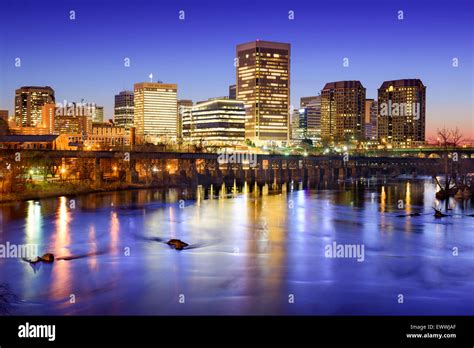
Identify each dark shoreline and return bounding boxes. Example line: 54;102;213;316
0;176;438;204
0;183;183;204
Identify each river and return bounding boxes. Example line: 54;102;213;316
0;178;473;315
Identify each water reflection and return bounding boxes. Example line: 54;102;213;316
0;178;473;315
50;196;72;303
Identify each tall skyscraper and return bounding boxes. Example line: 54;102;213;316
14;86;55;127
183;99;245;144
228;85;236;100
177;99;193;140
236;40;290;144
377;79;426;147
364;99;378;140
320;81;365;142
134;82;178;143
114;91;134;128
300;95;321;138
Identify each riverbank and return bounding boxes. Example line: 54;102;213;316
0;181;174;203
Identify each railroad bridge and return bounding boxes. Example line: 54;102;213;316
2;150;473;190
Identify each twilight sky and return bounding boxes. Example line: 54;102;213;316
0;0;472;139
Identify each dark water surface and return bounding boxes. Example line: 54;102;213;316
0;178;473;315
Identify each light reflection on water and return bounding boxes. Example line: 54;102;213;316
0;178;473;315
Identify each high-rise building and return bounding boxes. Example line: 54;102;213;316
41;103;56;134
236;40;290;144
183;98;245;145
55;115;91;136
92;105;104;123
54;102;92;136
229;85;236;100
114;91;134;128
364;99;378;140
14;86;55;127
377;79;426;147
291;108;302;141
300;95;321;138
134;82;178;144
177;99;193;140
320;81;365;142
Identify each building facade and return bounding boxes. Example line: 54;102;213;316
320;81;366;142
364;99;378;140
92;105;104;123
114;91;134;128
14;86;55;128
41;103;56;134
300;95;321;139
86;122;128;149
134;82;178;144
228;85;236;100
236;40;290;144
291;108;302;141
377;79;426;147
183;99;245;145
177;99;193;140
0;110;8;122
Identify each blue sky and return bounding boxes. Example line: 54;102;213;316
0;0;472;137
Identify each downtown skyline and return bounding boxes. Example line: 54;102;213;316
0;0;473;140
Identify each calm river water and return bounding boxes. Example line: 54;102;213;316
0;178;473;315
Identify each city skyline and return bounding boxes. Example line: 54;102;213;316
0;0;472;139
1;0;474;339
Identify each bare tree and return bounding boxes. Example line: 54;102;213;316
433;127;464;209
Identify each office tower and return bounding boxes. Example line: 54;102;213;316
236;40;290;144
177;99;193;140
0;110;8;122
183;99;245;144
92;105;104;123
134;82;178;143
114;91;134;128
229;85;236;100
364;99;378;140
377;79;426;147
41;103;56;134
300;95;321;138
54;102;92;136
291;108;302;141
320;81;366;142
14;86;55;127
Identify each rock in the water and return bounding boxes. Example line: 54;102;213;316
167;239;189;250
41;253;55;263
27;253;55;264
28;257;42;264
433;208;447;218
